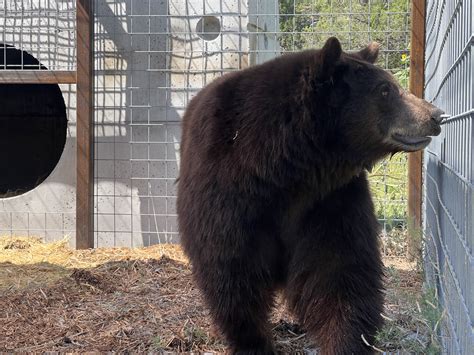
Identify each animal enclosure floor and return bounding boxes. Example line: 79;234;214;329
0;237;437;353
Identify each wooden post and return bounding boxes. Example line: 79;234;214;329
76;0;94;249
407;0;426;261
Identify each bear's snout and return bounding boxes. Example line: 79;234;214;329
430;108;446;124
417;100;445;136
424;105;444;137
386;93;445;153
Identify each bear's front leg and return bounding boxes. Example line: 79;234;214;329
179;186;281;355
195;255;277;355
285;173;384;354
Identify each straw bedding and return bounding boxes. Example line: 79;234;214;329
0;237;426;353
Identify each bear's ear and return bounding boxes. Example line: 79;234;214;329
358;42;380;64
317;37;343;79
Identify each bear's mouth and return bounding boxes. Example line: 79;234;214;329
391;133;432;151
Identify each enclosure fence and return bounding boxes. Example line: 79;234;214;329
0;0;76;71
1;2;473;352
0;1;412;249
423;0;474;352
92;0;412;248
0;0;78;241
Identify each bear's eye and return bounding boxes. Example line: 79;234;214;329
380;84;391;98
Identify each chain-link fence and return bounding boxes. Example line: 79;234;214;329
423;0;473;352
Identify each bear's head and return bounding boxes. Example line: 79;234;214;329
313;37;445;162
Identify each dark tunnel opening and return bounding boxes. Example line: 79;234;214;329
0;44;67;197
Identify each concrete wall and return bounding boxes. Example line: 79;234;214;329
0;0;279;247
93;0;279;247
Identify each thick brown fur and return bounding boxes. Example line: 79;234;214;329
177;38;444;354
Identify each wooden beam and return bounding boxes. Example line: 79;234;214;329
407;0;426;260
0;70;77;84
76;0;94;249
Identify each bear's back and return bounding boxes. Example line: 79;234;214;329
180;50;317;178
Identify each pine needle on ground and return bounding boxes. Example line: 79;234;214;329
0;237;435;353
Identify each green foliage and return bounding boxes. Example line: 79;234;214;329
151;335;165;350
279;0;410;70
370;53;410;228
184;326;208;344
376;287;443;354
420;288;444;354
370;153;407;229
279;1;411;227
393;53;410;85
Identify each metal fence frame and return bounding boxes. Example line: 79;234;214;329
423;0;473;352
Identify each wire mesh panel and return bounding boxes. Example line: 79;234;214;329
93;0;411;247
0;0;77;242
94;0;263;247
0;0;76;71
423;0;473;352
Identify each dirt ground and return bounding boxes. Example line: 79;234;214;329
0;237;437;353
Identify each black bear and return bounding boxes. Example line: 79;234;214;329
177;37;444;354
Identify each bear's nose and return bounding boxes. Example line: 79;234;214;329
431;108;447;124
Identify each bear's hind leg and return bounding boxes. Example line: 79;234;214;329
285;174;384;354
286;257;384;354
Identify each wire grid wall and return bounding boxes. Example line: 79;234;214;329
0;77;78;241
0;0;77;241
93;0;411;247
423;0;473;353
0;211;76;239
424;0;474;354
0;0;76;70
0;82;77;241
0;74;78;241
